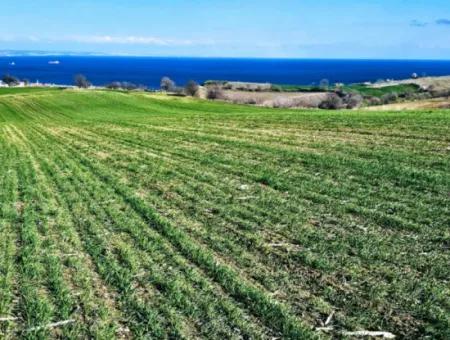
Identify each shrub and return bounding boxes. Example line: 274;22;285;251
406;92;432;101
367;96;382;106
224;82;272;92
405;91;427;101
185;80;199;96
2;74;20;86
121;82;139;90
319;94;344;110
222;82;233;90
428;87;450;98
106;81;143;91
206;86;224;100
171;87;186;96
346;93;364;109
204;80;226;86
106;81;122;89
271;85;282;92
74;74;91;88
381;92;399;104
334;88;347;98
160;77;176;92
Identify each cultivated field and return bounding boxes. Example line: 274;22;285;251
364;97;450;111
0;89;449;339
222;90;328;107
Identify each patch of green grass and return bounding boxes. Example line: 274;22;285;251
274;83;421;97
342;83;421;97
0;90;448;339
0;87;64;96
273;84;326;92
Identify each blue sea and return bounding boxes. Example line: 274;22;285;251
2;56;450;89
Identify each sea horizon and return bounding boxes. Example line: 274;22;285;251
2;50;450;61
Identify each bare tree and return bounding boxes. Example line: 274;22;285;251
184;80;199;96
74;74;91;88
160;77;176;92
206;85;224;100
381;92;398;104
319;79;330;91
2;74;19;86
346;93;364;109
319;94;344;110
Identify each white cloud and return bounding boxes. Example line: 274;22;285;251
0;34;212;47
0;35;39;42
64;35;198;46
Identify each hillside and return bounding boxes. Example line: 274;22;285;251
0;89;449;339
372;75;450;91
364;97;450;111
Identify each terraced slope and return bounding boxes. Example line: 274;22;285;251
0;90;449;339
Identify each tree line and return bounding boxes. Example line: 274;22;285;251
75;74;200;96
2;73;201;97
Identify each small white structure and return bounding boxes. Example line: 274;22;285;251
0;80;7;87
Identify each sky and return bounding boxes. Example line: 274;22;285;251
1;0;450;59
